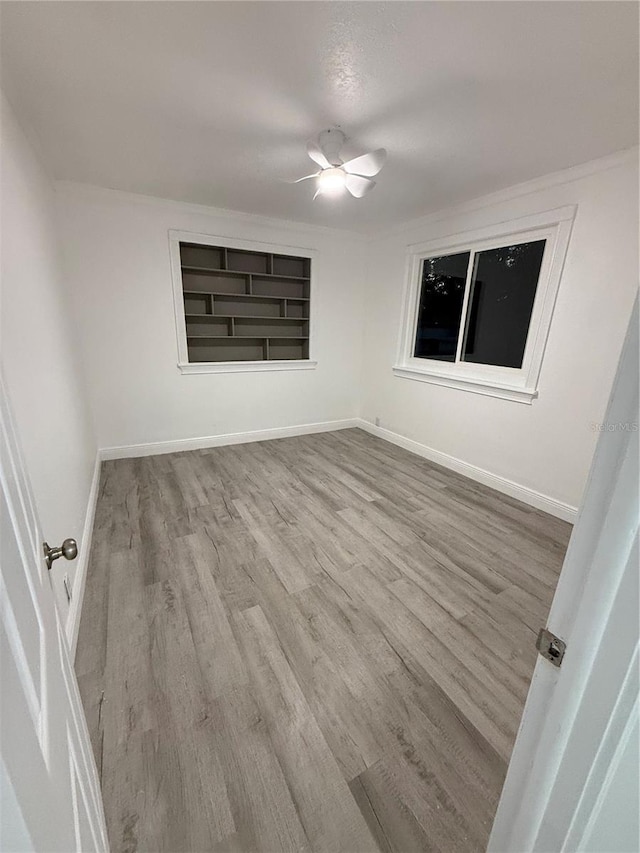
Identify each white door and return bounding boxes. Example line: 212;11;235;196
489;299;639;852
0;377;108;852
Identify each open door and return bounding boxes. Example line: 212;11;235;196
0;376;108;851
489;299;639;852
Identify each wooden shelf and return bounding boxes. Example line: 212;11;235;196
183;290;309;302
180;242;312;363
182;266;245;277
182;265;310;282
187;335;309;340
185;313;307;321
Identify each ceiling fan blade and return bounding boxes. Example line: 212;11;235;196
307;140;332;170
342;148;387;177
345;174;376;198
312;186;323;200
291;172;320;183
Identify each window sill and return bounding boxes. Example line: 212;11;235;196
178;359;318;375
392;365;538;404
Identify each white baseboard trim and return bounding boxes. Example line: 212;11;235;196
356;419;578;523
100;418;361;461
66;452;102;659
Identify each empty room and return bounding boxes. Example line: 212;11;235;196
1;2;638;852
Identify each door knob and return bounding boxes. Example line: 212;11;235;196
43;538;78;571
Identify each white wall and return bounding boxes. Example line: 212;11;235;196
360;152;639;513
1;95;97;620
55;184;367;451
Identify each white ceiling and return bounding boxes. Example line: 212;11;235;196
1;1;638;233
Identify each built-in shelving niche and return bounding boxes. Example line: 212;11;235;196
179;243;311;363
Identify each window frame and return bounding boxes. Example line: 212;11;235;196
169;230;318;374
393;206;576;403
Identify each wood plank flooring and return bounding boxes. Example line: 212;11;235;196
75;428;571;853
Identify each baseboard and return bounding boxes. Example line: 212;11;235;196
66;451;102;658
100;418;361;461
356;419;578;523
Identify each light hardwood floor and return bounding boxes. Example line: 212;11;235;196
75;428;571;853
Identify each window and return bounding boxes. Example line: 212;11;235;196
414;252;470;362
461;241;545;368
169;231;316;374
394;206;575;403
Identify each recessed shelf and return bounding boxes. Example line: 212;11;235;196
182;265;309;282
226;249;268;274
272;254;310;279
185;314;307;321
182;266;246;277
183;290;309;302
187;335;309;340
179;242;312;364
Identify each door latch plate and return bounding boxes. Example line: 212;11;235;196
536;627;566;667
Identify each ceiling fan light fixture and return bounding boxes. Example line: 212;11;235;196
297;131;386;200
316;167;347;196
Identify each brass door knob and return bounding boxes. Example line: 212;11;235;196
43;538;78;571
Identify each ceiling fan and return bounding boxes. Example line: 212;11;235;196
294;129;386;199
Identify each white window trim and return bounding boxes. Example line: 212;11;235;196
169;229;318;374
393;205;576;404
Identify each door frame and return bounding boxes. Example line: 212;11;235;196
488;298;639;851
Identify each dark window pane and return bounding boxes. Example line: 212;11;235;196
462;240;546;369
414;252;470;361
